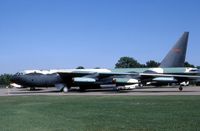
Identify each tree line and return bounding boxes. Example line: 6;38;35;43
77;57;197;69
115;56;197;68
0;74;13;87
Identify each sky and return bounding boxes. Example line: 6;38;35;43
0;0;200;74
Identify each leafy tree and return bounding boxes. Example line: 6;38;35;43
76;66;85;69
115;57;141;68
115;56;197;69
184;61;195;68
0;74;13;86
140;64;146;68
146;60;160;67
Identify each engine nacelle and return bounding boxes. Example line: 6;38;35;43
73;77;96;83
180;81;189;86
152;77;177;82
112;78;139;84
117;84;139;90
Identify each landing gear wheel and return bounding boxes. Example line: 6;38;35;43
63;87;69;93
179;86;183;91
139;83;143;87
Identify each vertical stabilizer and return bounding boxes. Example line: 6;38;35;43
159;32;189;67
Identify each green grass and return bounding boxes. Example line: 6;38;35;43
0;96;200;131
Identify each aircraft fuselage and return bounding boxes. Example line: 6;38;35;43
12;73;62;87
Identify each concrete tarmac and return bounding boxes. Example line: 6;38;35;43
1;86;200;96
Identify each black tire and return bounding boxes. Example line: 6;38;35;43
179;86;183;91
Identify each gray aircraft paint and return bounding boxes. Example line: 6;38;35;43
160;32;189;67
12;73;62;87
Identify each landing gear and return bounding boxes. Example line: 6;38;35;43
179;86;183;91
63;86;69;93
115;86;120;91
139;83;143;87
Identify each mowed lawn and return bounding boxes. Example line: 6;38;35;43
0;96;200;131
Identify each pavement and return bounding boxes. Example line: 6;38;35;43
1;86;200;96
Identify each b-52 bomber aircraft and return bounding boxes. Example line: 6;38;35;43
11;32;199;92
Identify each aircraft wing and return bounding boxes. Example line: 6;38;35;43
139;73;200;82
58;71;139;86
58;70;200;87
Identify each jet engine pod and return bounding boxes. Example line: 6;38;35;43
152;77;177;82
117;84;139;90
112;78;139;84
73;77;96;83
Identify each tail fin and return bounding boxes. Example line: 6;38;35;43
159;32;189;68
